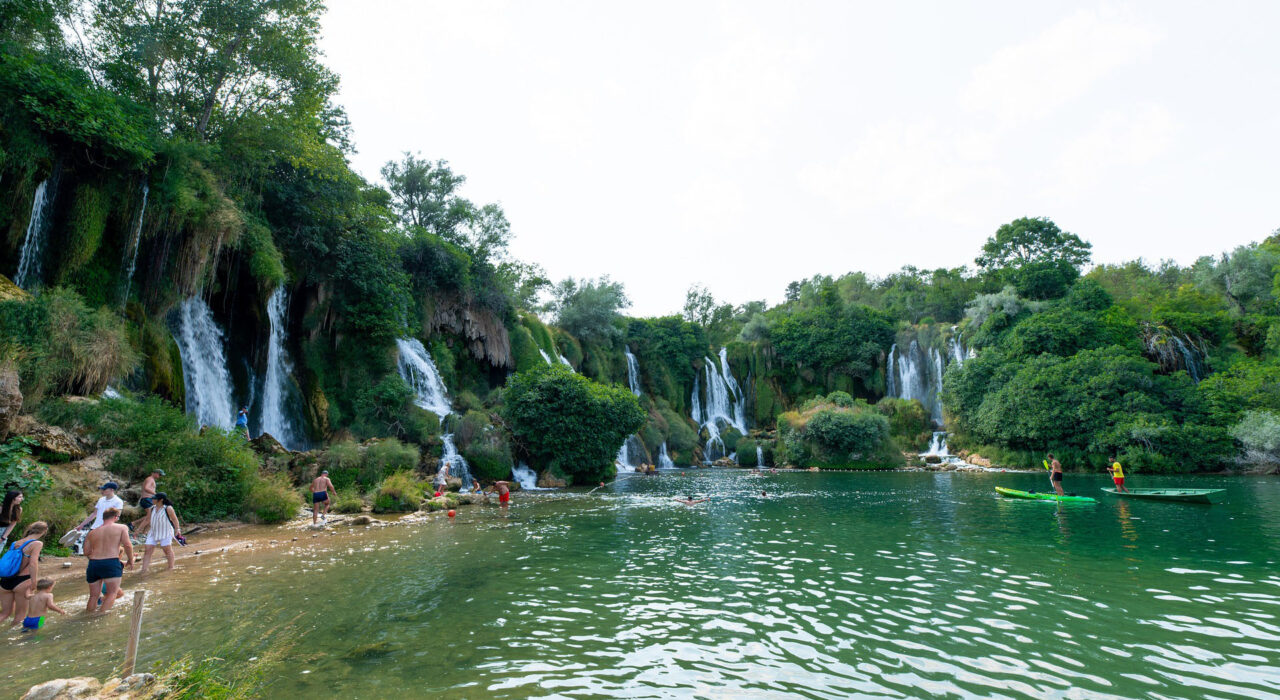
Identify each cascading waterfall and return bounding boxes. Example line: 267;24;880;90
513;462;543;490
538;349;554;365
756;445;765;468
690;348;748;463
173;298;235;429
658;443;675;469
261;287;306;450
1170;336;1204;382
557;354;574;369
395;338;473;490
886;341;945;425
120;184;149;303
14;179;53;289
625;350;641;396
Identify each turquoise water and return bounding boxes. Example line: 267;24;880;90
6;470;1280;699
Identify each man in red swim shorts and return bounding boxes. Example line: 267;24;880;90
1107;457;1128;493
488;480;511;506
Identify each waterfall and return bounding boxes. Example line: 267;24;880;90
1170;336;1204;382
14;179;53;289
615;434;647;468
658;442;675;469
756;445;765;468
261;287;306;450
923;431;949;457
120;184;149;303
396;338;452;418
395;338;474;490
173;298;235;429
513;462;544;490
557;353;574;370
690;348;748;463
886;340;944;425
625;350;641;396
538;349;553;365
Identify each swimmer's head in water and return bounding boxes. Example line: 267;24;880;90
686;495;695;501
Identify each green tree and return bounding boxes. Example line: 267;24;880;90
1192;244;1279;315
501;364;645;484
546;276;630;343
976;217;1092;299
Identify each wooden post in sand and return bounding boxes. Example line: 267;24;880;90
123;590;147;676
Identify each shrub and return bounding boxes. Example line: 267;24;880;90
738;438;759;466
0;437;52;492
806;409;890;460
462;441;512;481
0;288;138;401
18;488;86;549
373;470;424;513
501;364;645;484
453;410;491;450
661;407;698;454
362;438;419;485
242;473;299;524
876;397;931;451
1232;410;1280;469
319;440;362;490
330;488;365;514
400;406;440;447
826;391;855;408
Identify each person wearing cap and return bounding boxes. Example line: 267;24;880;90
132;469;166;538
310;470;335;524
71;483;125;555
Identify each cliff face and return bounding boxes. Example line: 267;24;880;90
429;296;512;369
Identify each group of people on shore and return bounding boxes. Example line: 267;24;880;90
307;463;514;524
0;471;185;633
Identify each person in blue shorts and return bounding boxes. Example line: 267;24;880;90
23;579;66;631
311;471;335;524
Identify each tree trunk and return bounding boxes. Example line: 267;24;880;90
196;35;244;139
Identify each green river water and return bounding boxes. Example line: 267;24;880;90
5;469;1280;699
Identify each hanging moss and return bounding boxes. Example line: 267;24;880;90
58;182;110;283
143;319;185;406
239;218;285;288
508;324;543;373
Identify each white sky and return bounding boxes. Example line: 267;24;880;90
320;1;1280;317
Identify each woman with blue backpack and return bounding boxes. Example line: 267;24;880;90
0;521;47;626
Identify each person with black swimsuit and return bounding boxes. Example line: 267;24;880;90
0;521;47;627
1048;453;1065;496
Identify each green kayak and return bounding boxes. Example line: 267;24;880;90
1100;488;1224;504
995;486;1098;503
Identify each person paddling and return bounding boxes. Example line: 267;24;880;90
311;471;335;524
1047;453;1064;496
83;508;132;614
1106;457;1129;493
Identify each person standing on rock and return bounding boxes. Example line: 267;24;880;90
0;490;23;546
236;406;250;440
140;493;182;573
311;471;335;524
433;464;450;495
132;469;164;539
83;508;132;613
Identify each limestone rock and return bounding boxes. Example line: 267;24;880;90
249;432;290;456
0;364;21;439
536;471;566;489
21;677;102;700
12;416;89;459
348;515;373;526
967;454;993;468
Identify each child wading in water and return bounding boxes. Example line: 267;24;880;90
23;579;66;631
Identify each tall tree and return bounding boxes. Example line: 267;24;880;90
976;217;1092;300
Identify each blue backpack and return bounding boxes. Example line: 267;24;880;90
0;539;33;577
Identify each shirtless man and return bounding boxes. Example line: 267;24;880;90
133;469;165;537
83;508;132;614
674;495;709;505
487;480;511;507
311;470;335;524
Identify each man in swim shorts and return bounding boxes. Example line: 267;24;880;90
1106;457;1128;493
83;508;132;614
1048;453;1064;496
488;480;511;506
311;470;335;524
674;495;709;505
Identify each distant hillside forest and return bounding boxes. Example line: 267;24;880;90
2;1;1279;482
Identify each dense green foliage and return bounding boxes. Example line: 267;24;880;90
0;436;51;492
501;365;645;484
776;395;900;469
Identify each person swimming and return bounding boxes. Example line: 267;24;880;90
673;495;708;505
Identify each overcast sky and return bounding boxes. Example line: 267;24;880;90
319;1;1280;317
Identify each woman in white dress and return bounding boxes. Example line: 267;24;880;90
140;493;182;574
